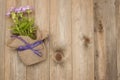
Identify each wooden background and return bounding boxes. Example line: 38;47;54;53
0;0;120;80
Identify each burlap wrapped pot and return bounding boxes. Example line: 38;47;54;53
7;30;48;66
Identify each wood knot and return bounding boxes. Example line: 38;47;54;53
95;53;99;58
53;49;64;63
55;52;62;61
83;36;90;47
98;20;103;32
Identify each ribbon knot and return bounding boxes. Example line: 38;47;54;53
11;35;44;57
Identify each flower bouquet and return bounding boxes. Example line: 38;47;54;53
6;6;48;65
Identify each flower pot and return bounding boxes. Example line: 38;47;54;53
7;30;48;66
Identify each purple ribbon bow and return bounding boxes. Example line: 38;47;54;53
11;35;44;57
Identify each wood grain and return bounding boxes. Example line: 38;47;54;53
94;0;107;80
20;0;38;80
13;0;26;80
5;0;16;80
50;0;72;80
5;0;26;80
0;0;119;80
94;0;118;80
116;0;120;79
0;0;5;80
35;0;50;80
72;0;94;80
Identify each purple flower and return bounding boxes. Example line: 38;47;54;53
21;6;33;12
19;7;23;11
6;6;33;16
15;7;22;13
10;7;15;12
21;7;27;12
6;7;15;16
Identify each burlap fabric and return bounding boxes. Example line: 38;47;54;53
7;30;48;66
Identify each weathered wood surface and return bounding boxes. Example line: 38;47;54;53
94;0;117;80
116;0;120;80
72;0;94;80
50;0;72;80
0;0;5;80
0;0;119;80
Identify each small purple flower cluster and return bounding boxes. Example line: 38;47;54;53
6;6;33;16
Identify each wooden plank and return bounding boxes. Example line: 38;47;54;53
116;0;120;79
13;1;27;80
13;1;26;80
5;0;16;80
20;0;38;80
5;0;26;80
0;0;5;80
94;1;107;80
50;0;72;80
94;0;117;80
72;0;94;80
35;0;50;80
